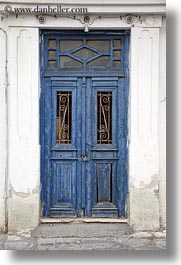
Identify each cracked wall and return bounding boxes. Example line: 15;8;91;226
8;194;39;233
129;175;160;231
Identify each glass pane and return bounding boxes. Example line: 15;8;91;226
87;40;110;52
48;40;56;48
73;48;97;60
113;40;121;48
113;50;121;57
113;60;121;68
60;56;83;68
97;92;112;144
56;92;72;144
48;60;56;68
87;56;110;68
60;40;83;52
48;50;56;57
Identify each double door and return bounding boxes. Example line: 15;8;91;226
41;76;128;217
41;31;129;218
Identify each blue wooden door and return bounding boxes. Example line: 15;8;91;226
41;31;129;218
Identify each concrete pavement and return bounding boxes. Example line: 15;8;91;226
0;223;166;250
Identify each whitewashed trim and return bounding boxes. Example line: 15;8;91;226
5;14;162;29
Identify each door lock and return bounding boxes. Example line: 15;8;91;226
81;154;87;161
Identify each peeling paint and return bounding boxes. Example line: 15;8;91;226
32;180;40;194
153;187;159;200
129;187;160;231
130;174;159;190
8;194;40;232
138;174;159;190
9;183;39;198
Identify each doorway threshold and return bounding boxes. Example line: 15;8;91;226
40;217;128;224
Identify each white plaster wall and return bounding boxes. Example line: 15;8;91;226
0;19;7;232
8;27;40;232
0;8;166;232
129;26;160;230
159;17;166;229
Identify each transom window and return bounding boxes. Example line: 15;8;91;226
47;37;124;70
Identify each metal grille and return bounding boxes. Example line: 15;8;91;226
56;92;72;144
97;92;112;144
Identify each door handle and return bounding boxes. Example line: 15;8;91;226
81;154;87;161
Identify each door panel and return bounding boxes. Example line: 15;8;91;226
42;76;128;217
85;78;121;217
44;77;81;216
50;161;77;216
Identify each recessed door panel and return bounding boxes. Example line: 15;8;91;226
97;163;112;203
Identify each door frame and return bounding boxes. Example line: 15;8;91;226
40;30;130;218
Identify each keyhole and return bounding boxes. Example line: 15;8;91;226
82;154;87;161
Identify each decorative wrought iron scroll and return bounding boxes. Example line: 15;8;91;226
56;92;72;144
97;92;112;144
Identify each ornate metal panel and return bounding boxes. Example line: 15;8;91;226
56;92;72;144
97;92;112;144
41;31;129;218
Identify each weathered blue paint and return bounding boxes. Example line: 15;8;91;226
40;30;130;218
